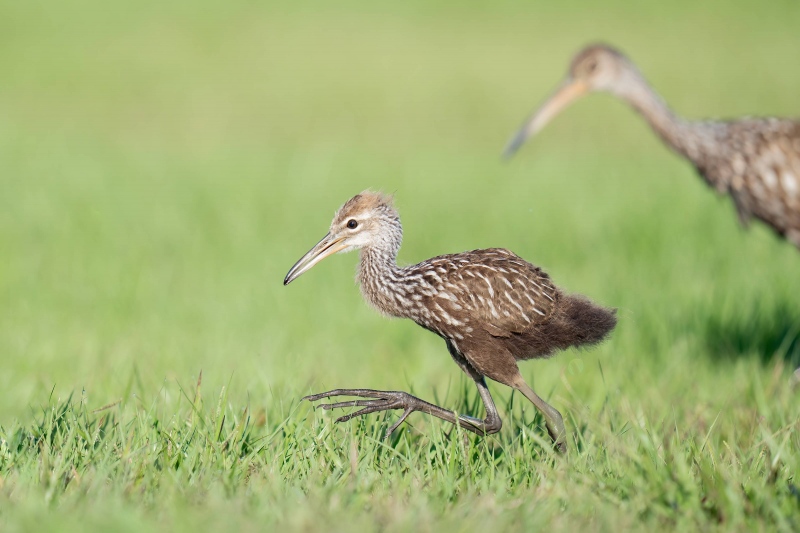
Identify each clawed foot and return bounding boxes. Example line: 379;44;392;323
542;416;568;455
551;436;567;455
542;417;568;455
303;389;420;439
303;387;563;451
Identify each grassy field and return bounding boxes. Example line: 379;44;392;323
1;0;799;530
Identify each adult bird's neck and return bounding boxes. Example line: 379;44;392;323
615;71;703;161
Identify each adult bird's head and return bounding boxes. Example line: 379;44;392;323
504;44;636;157
283;191;401;285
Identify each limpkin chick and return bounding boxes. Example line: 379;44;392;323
284;192;616;452
505;44;800;248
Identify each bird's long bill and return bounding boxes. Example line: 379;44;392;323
503;78;589;158
283;233;347;285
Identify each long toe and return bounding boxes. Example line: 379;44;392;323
303;389;394;402
302;389;424;435
383;407;415;438
319;399;379;410
334;403;394;423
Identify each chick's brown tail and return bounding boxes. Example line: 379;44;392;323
550;294;617;350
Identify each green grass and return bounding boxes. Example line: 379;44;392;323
0;0;799;531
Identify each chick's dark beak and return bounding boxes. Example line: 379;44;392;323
284;233;348;285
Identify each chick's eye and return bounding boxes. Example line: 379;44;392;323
347;219;358;229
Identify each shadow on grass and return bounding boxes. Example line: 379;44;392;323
702;301;800;366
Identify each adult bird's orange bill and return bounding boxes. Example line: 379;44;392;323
284;191;617;453
504;43;800;248
504;79;589;158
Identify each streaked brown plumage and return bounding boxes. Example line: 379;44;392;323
505;44;800;248
284;191;616;452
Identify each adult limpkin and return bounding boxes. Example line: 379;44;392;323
505;44;800;248
284;192;616;452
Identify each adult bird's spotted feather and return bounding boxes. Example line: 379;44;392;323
505;44;800;248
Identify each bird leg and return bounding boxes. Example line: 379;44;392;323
512;377;567;453
303;377;502;439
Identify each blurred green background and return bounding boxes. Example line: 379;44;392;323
1;0;798;415
0;0;798;530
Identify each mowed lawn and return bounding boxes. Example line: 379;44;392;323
0;1;799;531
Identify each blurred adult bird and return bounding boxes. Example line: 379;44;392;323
505;44;800;248
284;191;616;453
